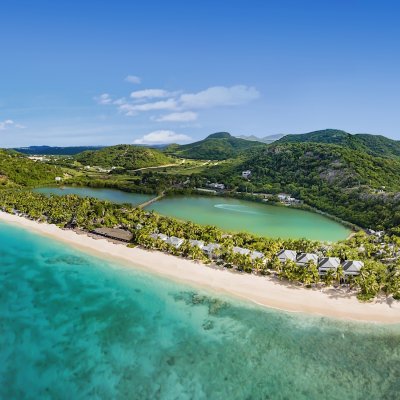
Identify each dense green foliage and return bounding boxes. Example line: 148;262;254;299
75;145;173;169
203;142;400;230
278;129;400;159
0;149;61;187
164;132;266;160
1;189;399;301
15;145;104;155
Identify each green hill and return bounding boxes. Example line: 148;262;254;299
205;142;400;230
164;132;266;160
277;129;400;158
0;149;61;187
75;145;173;169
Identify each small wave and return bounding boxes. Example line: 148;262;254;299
214;204;263;215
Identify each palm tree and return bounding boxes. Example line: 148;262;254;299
335;265;344;286
324;269;335;287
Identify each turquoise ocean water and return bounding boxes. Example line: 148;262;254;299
0;222;399;399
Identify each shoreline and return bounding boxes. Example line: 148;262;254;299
1;211;399;324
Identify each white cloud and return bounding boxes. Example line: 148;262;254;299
0;119;25;130
113;97;127;105
130;89;172;99
125;75;141;84
133;130;191;144
94;93;113;105
155;111;198;122
94;80;260;124
119;99;177;116
180;85;260;109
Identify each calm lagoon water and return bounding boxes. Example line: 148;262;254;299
33;186;152;206
1;222;399;399
33;187;349;241
147;195;350;241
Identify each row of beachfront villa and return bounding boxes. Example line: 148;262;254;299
277;249;364;276
149;233;364;276
3;208;364;277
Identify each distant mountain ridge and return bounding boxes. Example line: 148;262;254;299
277;129;400;159
235;134;285;144
15;145;104;156
164;132;266;160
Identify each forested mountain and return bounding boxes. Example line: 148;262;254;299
164;132;266;160
75;145;173;169
204;142;400;230
277;129;400;158
15;145;104;155
0;149;61;186
236;134;285;143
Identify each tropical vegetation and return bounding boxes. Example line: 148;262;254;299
75;144;173;169
0;189;399;301
164;132;266;160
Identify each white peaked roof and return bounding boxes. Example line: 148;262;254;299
233;246;251;256
189;239;204;249
203;243;221;252
277;249;297;261
342;260;364;275
167;236;185;248
150;233;168;241
296;253;318;265
251;251;264;260
318;257;340;270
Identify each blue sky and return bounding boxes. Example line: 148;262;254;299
1;0;400;147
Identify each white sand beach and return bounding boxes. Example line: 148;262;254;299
1;211;399;324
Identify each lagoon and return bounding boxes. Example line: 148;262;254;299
0;222;399;399
33;186;152;206
33;187;350;241
147;195;350;241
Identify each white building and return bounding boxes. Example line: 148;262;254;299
189;239;204;249
342;260;364;276
208;183;225;190
242;170;252;179
233;246;251;256
167;236;185;249
296;253;318;266
277;249;297;263
203;243;221;258
251;251;265;260
150;233;168;242
318;257;340;275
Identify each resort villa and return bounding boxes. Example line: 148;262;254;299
166;236;185;249
202;243;221;258
188;239;205;249
342;260;364;276
233;246;265;261
318;257;341;275
150;233;169;242
242;170;252;179
277;249;297;263
275;252;363;277
296;253;319;266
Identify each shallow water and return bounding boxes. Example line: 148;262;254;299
33;186;152;206
1;222;399;399
147;195;350;241
33;187;349;241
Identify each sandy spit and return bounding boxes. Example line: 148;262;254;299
1;211;399;324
